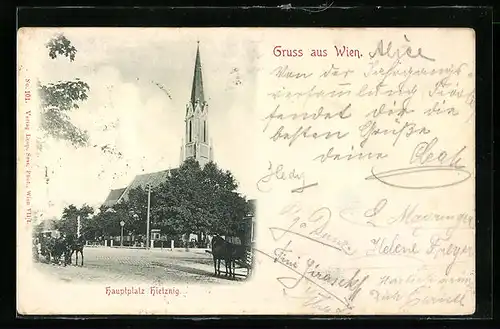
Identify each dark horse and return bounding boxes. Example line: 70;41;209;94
39;236;53;263
211;235;246;279
48;236;70;266
66;235;84;266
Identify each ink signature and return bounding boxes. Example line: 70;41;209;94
257;161;315;193
369;35;436;62
272;205;356;256
365;138;472;189
283;286;353;314
254;247;352;309
365;165;471;189
255;243;369;310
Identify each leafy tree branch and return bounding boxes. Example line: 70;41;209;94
39;34;90;147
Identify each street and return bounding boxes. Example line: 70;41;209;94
33;246;248;284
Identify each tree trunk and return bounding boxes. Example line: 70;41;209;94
198;232;202;247
184;232;189;251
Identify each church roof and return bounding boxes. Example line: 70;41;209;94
190;42;205;108
102;188;127;207
116;168;175;203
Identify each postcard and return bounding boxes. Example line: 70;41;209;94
17;27;475;315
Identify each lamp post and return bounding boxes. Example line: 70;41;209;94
105;208;116;247
77;215;81;239
146;184;151;250
129;212;139;247
120;220;125;247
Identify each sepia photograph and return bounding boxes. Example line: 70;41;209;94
20;29;259;288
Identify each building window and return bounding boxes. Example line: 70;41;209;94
189;121;192;142
203;121;206;143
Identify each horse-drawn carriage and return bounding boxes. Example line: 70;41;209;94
207;235;253;280
34;230;85;266
208;209;256;280
34;230;65;265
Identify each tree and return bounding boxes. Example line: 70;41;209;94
33;221;45;237
84;211;105;240
39;34;90;148
152;159;209;241
54;204;94;238
150;159;249;243
121;188;150;236
92;203;130;239
46;34;77;61
83;160;251;244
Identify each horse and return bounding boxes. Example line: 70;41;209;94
49;236;70;266
65;235;84;266
211;235;229;277
211;235;247;279
39;236;53;263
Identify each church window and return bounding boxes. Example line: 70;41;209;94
189;121;192;142
203;121;207;143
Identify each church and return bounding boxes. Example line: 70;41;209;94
101;43;255;248
103;42;214;209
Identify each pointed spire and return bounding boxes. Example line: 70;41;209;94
190;41;205;108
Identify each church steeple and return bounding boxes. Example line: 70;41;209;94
180;42;213;168
190;41;205;108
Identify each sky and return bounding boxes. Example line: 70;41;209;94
23;28;260;220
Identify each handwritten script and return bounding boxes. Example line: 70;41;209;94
255;29;475;315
